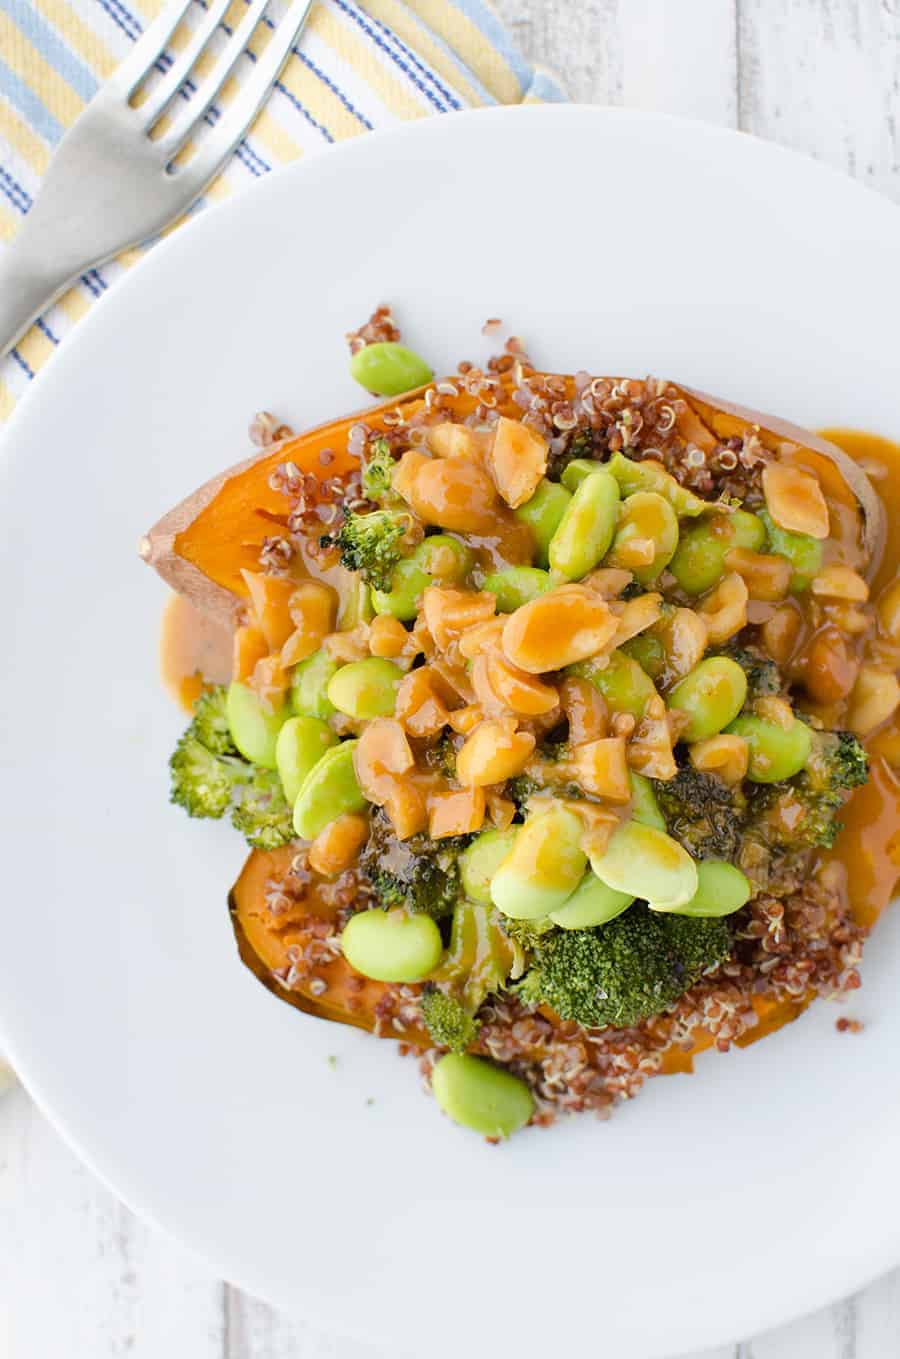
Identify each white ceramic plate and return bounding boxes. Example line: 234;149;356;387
2;106;900;1359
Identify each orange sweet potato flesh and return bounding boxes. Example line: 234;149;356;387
141;376;882;625
229;846;429;1045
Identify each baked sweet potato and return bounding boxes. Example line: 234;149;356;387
141;376;883;625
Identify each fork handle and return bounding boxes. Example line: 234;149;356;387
0;228;85;361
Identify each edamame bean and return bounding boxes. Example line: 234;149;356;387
654;860;751;918
290;649;339;720
607;491;680;584
431;1053;534;1138
514;480;572;567
667;657;748;743
482;567;553;613
549;872;634;929
371;534;471;619
349;342;433;397
293;740;366;839
490;806;586;920
669;510;766;596
629;771;666;831
622;631;667;680
341;907;442;982
327;658;402;720
226;681;287;770
571;651;659;719
589;820;698;911
459;828;519;904
275;716;338;804
606;451;708;517
725;712;812;782
560;458;599;492
760;509;823;592
337;576;374;630
548;469;621;581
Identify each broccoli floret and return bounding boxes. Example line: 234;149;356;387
748;730;868;850
170;733;245;819
421;986;480;1054
360;436;397;503
328;509;410;591
516;906;731;1029
231;766;295;850
191;686;237;755
170;686;246;819
653;765;746;861
358;809;467;918
719;644;781;703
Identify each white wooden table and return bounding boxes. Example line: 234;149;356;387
3;2;900;1356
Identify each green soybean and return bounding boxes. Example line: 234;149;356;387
275;716;338;805
629;771;667;831
349;342;433;398
372;534;471;620
589;820;698;911
760;509;823;592
655;860;751;918
548;469;621;581
337;575;374;629
560;458;599;492
572;651;659;719
622;630;667;680
290;649;339;720
431;1053;534;1138
341;907;442;983
669;510;766;596
514;480;572;567
667;657;748;743
725;713;812;783
459;828;519;904
606;451;707;517
293;740;366;839
607;490;680;584
327;658;402;720
483;566;553;613
490;806;586;920
226;682;287;770
549;872;634;929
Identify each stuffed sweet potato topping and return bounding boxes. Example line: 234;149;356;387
143;332;900;1138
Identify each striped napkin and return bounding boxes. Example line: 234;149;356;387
0;0;565;424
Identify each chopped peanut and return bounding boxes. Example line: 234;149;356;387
761;603;802;667
283;581;338;664
723;547;792;602
580;568;634;599
455;719;536;787
406;457;502;534
565;737;630;802
627;695;677;781
811;565;870;603
847;665;900;737
423;586;496;652
241;571;298;650
664;608;708;680
614;592;663;646
699;572;748;646
233;624;268;683
395;667;452;738
354;718;414;802
428;786;486;838
391;449;430;501
458;617;506;660
369;614;409;657
486;791;516;830
448;704;484;735
762;461;830;539
486;416;549;508
754;695;796;730
427;422;491;462
250;654;290;711
878;580;900;640
308;814;369;877
383;780;429;840
690;734;749;786
472;651;559;717
502;586;619;674
803;627;859;704
321;625;371;664
559;676;609;744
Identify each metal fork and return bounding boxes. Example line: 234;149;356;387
0;0;315;359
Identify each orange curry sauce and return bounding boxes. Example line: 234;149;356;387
160;429;900;1064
